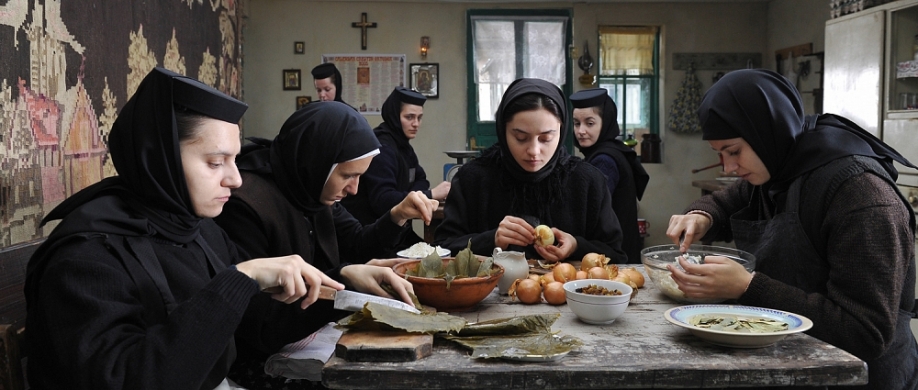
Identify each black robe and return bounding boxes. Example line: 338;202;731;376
433;152;627;263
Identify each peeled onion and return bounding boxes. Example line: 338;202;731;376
543;282;566;305
534;225;555;247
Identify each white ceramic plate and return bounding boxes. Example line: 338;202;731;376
396;246;451;259
664;304;813;348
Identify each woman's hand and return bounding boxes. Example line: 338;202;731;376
235;255;345;309
494;216;535;249
666;212;713;252
366;258;413;268
533;227;576;263
339;264;416;306
430;181;451;201
390;191;439;226
666;256;753;301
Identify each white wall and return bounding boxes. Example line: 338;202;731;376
243;0;830;248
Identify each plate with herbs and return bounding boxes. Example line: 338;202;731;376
664;304;813;348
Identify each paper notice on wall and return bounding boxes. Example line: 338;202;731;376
321;54;406;114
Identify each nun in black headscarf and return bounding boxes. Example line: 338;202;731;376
434;78;627;264
667;69;918;390
216;101;432;388
24;67;343;390
311;62;350;107
340;87;450;252
570;88;650;263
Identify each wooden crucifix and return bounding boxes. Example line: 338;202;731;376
351;12;377;50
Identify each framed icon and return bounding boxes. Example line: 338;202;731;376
296;95;311;110
294;41;305;54
283;69;301;91
409;63;438;98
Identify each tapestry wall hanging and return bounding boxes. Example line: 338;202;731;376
0;0;245;247
320;54;406;114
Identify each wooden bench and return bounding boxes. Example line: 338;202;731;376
0;240;40;390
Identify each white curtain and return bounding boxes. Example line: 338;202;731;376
599;26;658;76
472;16;567;121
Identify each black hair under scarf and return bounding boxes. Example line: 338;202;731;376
311;63;344;103
698;69;917;195
570;88;650;199
237;101;381;217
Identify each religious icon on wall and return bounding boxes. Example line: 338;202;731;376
357;67;370;84
283;69;301;90
294;41;305;54
296;95;311;110
409;63;438;98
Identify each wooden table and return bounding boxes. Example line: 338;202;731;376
322;266;867;389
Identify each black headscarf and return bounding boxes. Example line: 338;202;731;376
570;88;649;199
39;67;247;241
311;63;344;103
237;101;381;216
493;78;571;183
27;67;246;299
698;69;916;195
476;78;575;222
374;87;426;165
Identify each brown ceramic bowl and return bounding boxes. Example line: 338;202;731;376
392;257;504;312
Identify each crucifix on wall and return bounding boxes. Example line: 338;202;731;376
351;12;377;50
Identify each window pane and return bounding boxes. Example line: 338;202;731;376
472;17;567;122
523;21;565;85
599;77;653;133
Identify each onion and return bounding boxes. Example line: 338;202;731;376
587;266;610;280
510;278;542;304
528;273;541;283
580;253;609;271
534;225;555;247
543;282;566;305
540;272;556;287
552;262;577;283
620;267;645;288
575;270;588;280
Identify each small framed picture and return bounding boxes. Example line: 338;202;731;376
296;95;311;110
294;41;305;54
283;69;301;91
409;63;438;98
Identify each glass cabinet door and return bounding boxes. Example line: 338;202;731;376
889;2;918;115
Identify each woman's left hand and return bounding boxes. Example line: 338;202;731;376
666;255;753;301
340;264;416;306
533;228;576;263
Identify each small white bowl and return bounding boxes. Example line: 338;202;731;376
563;279;633;324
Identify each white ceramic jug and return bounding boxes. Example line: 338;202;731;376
492;247;529;295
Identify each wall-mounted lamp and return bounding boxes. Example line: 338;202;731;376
421;36;430;57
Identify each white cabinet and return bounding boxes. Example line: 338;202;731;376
825;0;918;181
825;8;885;137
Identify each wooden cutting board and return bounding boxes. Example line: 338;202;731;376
335;330;433;362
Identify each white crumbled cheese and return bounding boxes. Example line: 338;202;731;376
402;242;445;258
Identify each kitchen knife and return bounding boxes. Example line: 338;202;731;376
318;285;421;314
